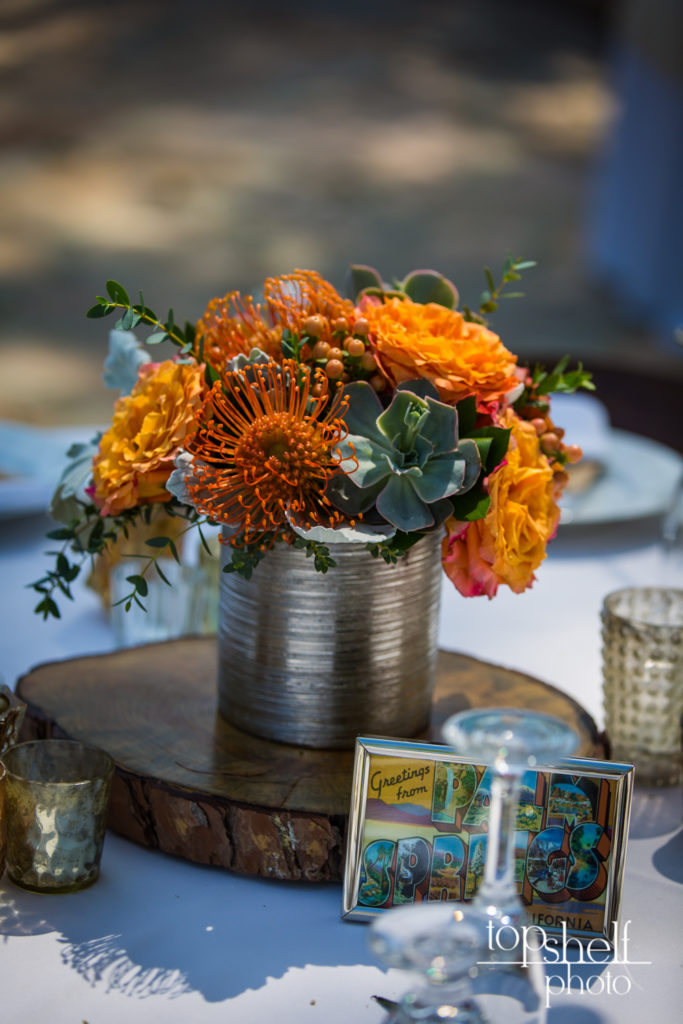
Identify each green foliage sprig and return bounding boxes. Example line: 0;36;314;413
514;355;595;418
367;532;424;564
29;501;211;619
87;280;224;388
291;536;337;573
521;355;595;400
221;535;271;580
87;280;195;349
462;256;537;323
222;534;337;578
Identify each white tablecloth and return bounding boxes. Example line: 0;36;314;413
1;512;682;1023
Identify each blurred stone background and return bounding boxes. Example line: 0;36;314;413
0;0;681;433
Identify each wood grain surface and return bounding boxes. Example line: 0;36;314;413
16;638;605;882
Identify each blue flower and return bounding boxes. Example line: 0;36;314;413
102;330;150;394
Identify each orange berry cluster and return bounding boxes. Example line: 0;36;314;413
300;314;385;393
521;409;582;479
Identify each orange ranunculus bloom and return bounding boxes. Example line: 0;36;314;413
361;297;518;405
92;360;205;517
442;411;560;596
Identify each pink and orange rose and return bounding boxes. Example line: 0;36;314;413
442;410;563;597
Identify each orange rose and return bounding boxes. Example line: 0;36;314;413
92;360;205;516
442;411;560;596
361;297;518;405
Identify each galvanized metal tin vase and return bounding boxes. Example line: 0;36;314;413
217;530;443;748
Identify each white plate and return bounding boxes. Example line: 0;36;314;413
0;421;100;519
560;429;683;526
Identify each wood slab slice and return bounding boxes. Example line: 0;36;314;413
17;638;605;882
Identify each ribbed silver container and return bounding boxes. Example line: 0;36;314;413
217;530;443;748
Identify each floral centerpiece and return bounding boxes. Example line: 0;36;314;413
31;260;591;747
33;259;589;619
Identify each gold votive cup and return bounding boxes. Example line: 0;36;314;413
601;587;683;786
1;739;114;893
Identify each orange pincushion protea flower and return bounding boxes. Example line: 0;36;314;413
362;296;519;406
92;360;205;517
442;409;560;597
185;359;350;544
195;271;356;371
264;269;356;343
195;292;282;368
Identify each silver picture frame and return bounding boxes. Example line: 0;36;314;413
342;736;634;946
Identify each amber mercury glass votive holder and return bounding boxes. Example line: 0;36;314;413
601;587;683;787
1;739;114;893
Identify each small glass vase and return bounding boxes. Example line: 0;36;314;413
109;559;217;648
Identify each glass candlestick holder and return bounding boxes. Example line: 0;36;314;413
369;708;578;1024
369;902;490;1023
442;708;578;931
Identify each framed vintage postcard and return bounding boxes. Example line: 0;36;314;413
342;736;633;945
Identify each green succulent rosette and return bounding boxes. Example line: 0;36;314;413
327;379;481;532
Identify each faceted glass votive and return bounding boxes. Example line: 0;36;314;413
0;684;26;756
601;587;683;787
1;739;114;893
